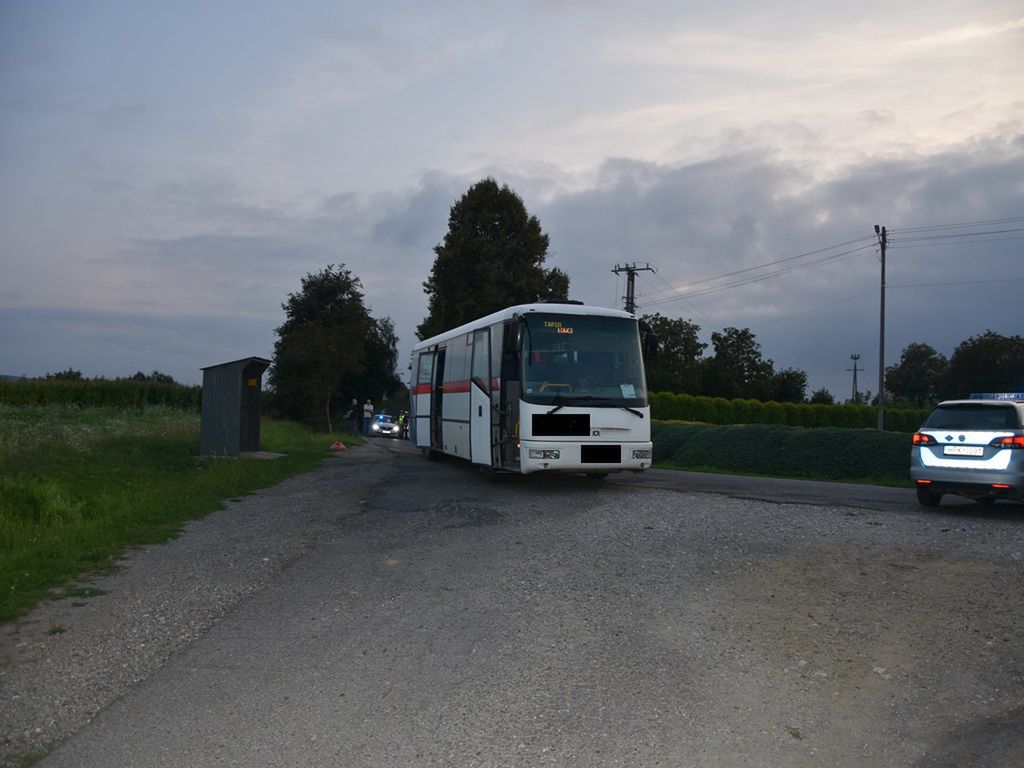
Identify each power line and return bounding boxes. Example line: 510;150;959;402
750;288;878;329
890;215;1024;234
641;216;1019;311
891;276;1024;289
747;276;1023;331
890;235;1024;249
642;242;875;308
636;271;720;328
646;235;876;297
894;227;1024;242
612;214;1019;347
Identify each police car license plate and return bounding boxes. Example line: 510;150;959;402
943;445;984;457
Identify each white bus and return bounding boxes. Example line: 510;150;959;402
409;302;656;476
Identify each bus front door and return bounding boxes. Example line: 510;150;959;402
470;328;492;465
431;347;446;452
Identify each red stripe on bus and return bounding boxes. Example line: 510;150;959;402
413;378;501;396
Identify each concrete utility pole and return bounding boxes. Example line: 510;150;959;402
848;354;861;403
875;224;887;430
611;262;655;314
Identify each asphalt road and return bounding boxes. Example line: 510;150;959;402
7;440;1024;767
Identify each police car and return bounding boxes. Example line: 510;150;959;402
370;413;401;438
911;393;1024;506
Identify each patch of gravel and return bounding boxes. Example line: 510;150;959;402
0;444;391;767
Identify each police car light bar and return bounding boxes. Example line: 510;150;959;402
969;393;1024;401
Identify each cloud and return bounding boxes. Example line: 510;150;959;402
533;136;1024;395
7;133;1019;398
3;0;1021;407
0;306;276;385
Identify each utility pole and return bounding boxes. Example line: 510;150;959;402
847;354;861;403
611;262;655;314
875;224;887;430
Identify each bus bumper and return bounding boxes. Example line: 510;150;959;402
519;441;653;475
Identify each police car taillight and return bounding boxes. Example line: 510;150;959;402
990;436;1024;449
912;433;936;446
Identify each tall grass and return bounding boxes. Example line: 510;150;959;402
0;404;349;622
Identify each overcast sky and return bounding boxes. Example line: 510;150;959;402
2;1;1022;399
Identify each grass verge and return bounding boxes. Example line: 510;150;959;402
0;404;358;622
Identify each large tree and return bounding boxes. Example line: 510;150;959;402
342;316;402;405
809;387;836;404
640;313;706;393
885;342;948;407
417;178;569;339
702;327;776;401
771;367;808;403
939;330;1024;399
270;265;381;431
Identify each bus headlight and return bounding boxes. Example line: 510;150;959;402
529;449;560;460
632;449;652;459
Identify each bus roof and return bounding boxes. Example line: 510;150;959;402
412;303;636;351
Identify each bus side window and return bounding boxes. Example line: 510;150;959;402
472;329;490;393
417;352;433;388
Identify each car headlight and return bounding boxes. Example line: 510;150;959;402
528;449;560;459
632;449;652;459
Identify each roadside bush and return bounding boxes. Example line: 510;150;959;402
0;379;201;410
651;420;910;482
649;391;928;433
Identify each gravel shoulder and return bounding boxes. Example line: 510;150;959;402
0;443;392;766
3;441;1023;767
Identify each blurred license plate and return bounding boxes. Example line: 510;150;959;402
944;445;984;456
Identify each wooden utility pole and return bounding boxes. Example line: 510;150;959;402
611;262;655;314
875;225;887;430
848;353;861;403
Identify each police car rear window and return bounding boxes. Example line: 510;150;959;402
924;404;1020;430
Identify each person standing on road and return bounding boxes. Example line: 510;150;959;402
346;398;359;435
362;399;374;436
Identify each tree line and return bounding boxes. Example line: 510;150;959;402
269;177;1023;430
0;370;201;409
640;315;1024;406
883;333;1024;405
640;316;812;403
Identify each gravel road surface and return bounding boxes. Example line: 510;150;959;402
2;440;1022;767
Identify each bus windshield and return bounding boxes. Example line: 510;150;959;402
520;313;648;407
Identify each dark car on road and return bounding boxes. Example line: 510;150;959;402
911;394;1024;506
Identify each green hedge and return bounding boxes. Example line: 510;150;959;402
0;379;201;410
652;421;910;482
649;391;929;433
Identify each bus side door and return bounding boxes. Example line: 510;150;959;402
413;350;435;449
470;328;492;465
